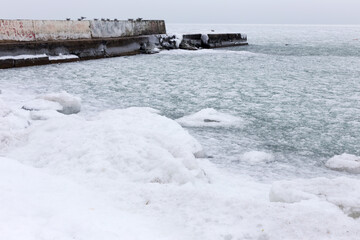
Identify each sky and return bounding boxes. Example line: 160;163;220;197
1;0;359;24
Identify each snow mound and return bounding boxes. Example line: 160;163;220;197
9;108;205;184
269;177;360;218
325;153;360;174
241;151;274;163
176;108;242;127
39;91;81;114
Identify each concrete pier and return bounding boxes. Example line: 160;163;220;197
0;19;248;69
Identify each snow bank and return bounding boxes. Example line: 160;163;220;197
269;177;360;218
176;108;242;127
325;153;360;174
0;98;29;151
241;151;274;163
39;91;81;114
8;108;205;184
0;157;179;240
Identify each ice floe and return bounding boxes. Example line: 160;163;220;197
240;151;274;163
176;108;242;127
325;153;360;174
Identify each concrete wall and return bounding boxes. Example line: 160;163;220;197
90;20;166;38
34;20;91;41
0;20;36;41
0;19;166;42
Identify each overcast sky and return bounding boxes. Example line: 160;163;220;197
1;0;359;24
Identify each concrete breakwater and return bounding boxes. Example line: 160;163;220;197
0;19;247;69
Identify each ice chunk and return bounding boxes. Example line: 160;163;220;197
269;177;360;218
22;98;63;112
325;153;360;174
39;91;81;114
201;34;209;44
241;151;274;163
176;108;242;127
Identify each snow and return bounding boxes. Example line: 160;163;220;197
48;54;79;60
0;54;47;60
325;153;360;174
1;94;360;240
201;33;209;44
269;177;360;218
22;98;63;112
7;107;205;184
173;34;183;48
176;108;243;127
241;151;274;163
39;91;81;114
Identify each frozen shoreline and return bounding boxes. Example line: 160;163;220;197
1;90;359;240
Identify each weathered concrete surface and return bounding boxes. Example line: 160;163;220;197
0;20;36;42
34;20;91;41
0;19;165;43
90;20;166;38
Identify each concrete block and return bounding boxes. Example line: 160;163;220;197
0;59;14;69
14;56;49;68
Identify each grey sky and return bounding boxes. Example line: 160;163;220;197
1;0;359;24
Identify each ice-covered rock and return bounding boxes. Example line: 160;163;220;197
8;108;205;184
241;151;274;163
269;177;360;218
39;91;81;114
325;153;360;174
176;108;242;127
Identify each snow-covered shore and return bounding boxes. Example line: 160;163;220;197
1;90;359;240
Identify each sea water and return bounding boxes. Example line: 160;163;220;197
1;24;360;181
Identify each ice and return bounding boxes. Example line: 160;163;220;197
241;151;274;163
22;98;63;112
8;107;205;184
173;34;183;48
0;97;29;151
39;91;81;114
48;54;79;60
201;33;209;44
269;177;360;218
325;153;360;174
1;95;360;239
176;108;242;127
0;157;179;240
0;54;47;60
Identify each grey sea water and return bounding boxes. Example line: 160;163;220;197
1;24;360;181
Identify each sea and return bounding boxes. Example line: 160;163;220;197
1;24;360;181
